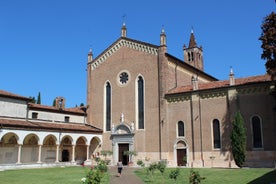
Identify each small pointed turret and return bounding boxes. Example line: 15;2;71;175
229;67;235;86
87;48;93;63
121;22;127;37
160;26;167;46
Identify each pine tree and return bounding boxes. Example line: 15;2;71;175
52;99;56;107
37;92;41;104
230;111;246;168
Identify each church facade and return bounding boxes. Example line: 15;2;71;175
86;24;276;168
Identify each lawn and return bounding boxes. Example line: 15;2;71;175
135;167;276;184
0;166;109;184
0;166;275;184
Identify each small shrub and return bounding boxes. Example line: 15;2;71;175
189;169;205;184
94;160;108;173
148;162;158;175
169;168;180;183
82;169;103;184
157;161;166;176
137;159;145;167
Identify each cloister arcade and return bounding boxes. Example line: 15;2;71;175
0;129;102;165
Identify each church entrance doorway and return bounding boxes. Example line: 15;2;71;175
177;149;187;166
118;143;129;165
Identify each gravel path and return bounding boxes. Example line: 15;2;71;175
109;166;144;184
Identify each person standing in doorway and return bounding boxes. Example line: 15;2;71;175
117;160;123;177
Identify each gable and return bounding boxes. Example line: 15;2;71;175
89;37;159;71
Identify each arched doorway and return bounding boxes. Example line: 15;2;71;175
175;139;188;166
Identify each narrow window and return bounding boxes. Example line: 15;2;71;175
191;52;194;61
106;82;111;131
212;119;221;149
138;76;144;129
64;116;70;122
188;52;191;61
32;112;38;119
178;121;184;137
252;116;263;148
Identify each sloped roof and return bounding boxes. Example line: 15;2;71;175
28;103;86;115
165;53;218;81
0;118;102;133
0;90;31;101
167;74;271;95
88;37;159;70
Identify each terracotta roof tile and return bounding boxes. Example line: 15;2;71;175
167;74;271;95
0;90;31;101
0;118;102;133
28;103;86;115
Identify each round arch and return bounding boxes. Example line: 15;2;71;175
42;134;57;163
60;136;73;162
22;133;40;163
0;132;19;164
75;136;87;164
89;136;101;159
174;138;189;167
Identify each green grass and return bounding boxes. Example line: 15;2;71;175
0;166;109;184
134;167;276;184
1;166;275;184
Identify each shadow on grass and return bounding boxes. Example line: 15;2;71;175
248;169;276;184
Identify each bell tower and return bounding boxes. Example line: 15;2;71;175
183;30;204;71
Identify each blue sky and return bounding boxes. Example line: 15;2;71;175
0;0;275;107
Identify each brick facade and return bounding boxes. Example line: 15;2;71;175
87;25;276;167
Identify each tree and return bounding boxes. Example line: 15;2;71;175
52;99;56;106
123;150;137;164
37;92;41;104
230;111;246;168
259;11;276;79
29;96;36;103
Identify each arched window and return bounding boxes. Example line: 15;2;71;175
138;76;144;129
251;116;263;148
178;121;185;137
105;82;111;131
212;119;221;149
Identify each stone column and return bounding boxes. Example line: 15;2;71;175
37;144;42;163
71;145;75;162
86;145;89;161
112;142;118;165
16;144;22;164
55;145;59;163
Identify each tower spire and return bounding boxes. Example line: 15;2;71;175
183;29;204;71
188;29;197;48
